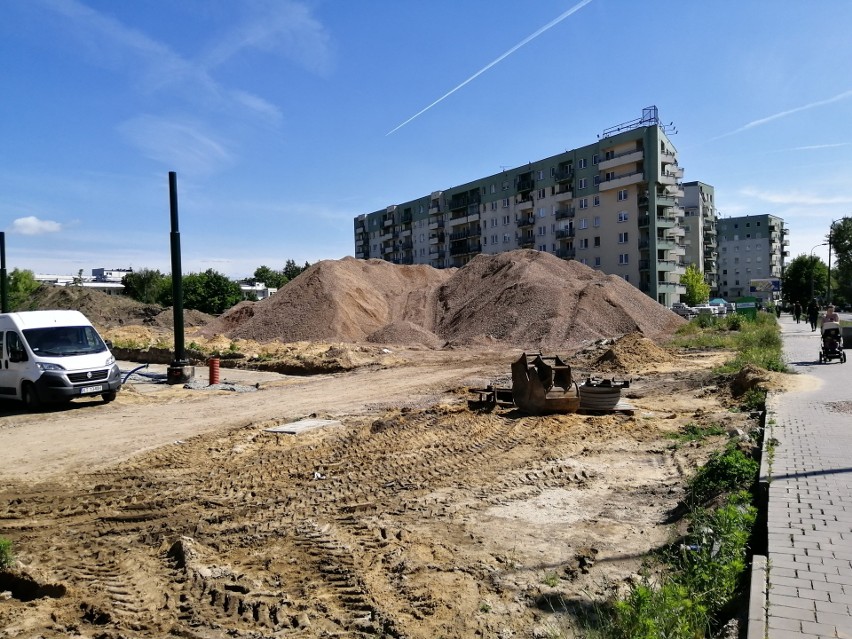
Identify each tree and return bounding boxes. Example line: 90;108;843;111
282;259;310;282
828;217;852;306
181;269;243;315
679;264;711;306
252;265;288;289
7;268;42;310
781;254;827;305
122;268;166;304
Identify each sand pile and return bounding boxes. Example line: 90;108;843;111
204;250;684;351
594;332;677;372
200;257;454;343
26;286;214;329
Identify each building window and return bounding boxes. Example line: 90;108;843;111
593;153;599;164
605;150;614;160
483;236;488;246
593;216;601;228
605;171;615;181
594;175;601;186
618;232;628;244
538;226;546;236
617;189;628;201
619;253;629;265
579;198;588;209
537;189;546;199
503;234;511;243
578;177;588;189
579;238;589;249
490;201;497;211
593;195;600;206
503;215;511;225
502;198;510;208
538;207;547;218
594;256;601;267
538;244;547;252
491;184;496;194
618;211;629;223
492;234;498;244
594;236;601;247
579;258;587;265
578;158;587;169
579;218;588;229
537;170;544;180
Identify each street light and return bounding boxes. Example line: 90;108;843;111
810;242;827;301
827;220;838;305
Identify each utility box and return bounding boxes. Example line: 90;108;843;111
735;296;758;321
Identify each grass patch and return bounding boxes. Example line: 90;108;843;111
0;537;13;570
593;490;757;639
686;443;759;505
666;422;726;444
671;311;787;374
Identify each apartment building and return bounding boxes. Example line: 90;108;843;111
354;106;688;306
716;214;788;302
681;181;718;291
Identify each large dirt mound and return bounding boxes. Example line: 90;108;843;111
204;251;684;350
200;257;454;343
25;286;213;329
594;332;677;372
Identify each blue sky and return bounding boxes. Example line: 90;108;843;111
2;0;851;279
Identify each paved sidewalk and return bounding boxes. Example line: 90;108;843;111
752;314;852;639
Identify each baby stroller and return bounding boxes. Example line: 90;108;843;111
819;322;846;363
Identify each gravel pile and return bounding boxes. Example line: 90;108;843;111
203;250;684;351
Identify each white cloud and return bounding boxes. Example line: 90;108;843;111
8;216;63;235
118;115;232;175
739;187;852;207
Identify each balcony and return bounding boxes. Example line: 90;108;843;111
660;149;677;165
428;219;445;230
517;177;535;192
598;148;644;171
517;216;536;228
638;215;650;228
554;185;573;199
598;170;644;191
448;195;470;211
429;234;444;245
518;236;535;248
556;228;575;239
380;231;393;241
516;195;534;210
657;259;682;272
554;167;574;182
557;247;576;259
665;226;685;239
656;281;686;294
555;206;575;220
383;245;394;256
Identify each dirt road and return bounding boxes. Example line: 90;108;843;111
0;346;758;638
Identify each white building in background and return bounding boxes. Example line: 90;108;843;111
239;282;278;301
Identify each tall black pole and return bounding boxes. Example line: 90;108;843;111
827;222;834;305
166;172;194;384
0;232;8;313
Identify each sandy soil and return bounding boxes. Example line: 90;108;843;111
0;342;774;638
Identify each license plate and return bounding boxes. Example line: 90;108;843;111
80;385;104;394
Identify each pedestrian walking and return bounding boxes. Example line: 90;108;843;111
793;301;802;324
807;298;820;331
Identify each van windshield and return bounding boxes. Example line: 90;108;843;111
23;325;108;357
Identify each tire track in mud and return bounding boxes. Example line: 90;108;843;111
0;407;685;637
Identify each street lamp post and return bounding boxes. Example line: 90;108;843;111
810;242;827;301
827;220;837;305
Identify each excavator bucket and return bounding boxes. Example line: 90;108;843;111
511;353;579;415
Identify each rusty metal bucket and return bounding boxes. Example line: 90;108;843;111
511;353;580;415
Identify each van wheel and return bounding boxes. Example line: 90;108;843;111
102;391;117;403
22;383;42;411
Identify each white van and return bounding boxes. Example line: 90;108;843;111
0;310;121;410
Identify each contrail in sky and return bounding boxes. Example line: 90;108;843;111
386;0;595;136
711;88;852;141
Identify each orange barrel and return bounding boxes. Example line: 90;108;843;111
208;356;220;385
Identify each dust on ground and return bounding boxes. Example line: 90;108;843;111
0;252;784;638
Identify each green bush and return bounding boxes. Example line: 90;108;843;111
687;444;758;504
0;537;13;570
608;580;709;639
666;423;726;444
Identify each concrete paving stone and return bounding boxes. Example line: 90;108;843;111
768;603;818;622
816;609;852;627
815;599;850;614
771;594;818;611
830;593;852;606
801;620;841;636
768;615;803;631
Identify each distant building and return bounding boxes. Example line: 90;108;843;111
92;268;132;283
354;106;689;306
716;214;788;302
239;281;277;301
681;182;718;291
